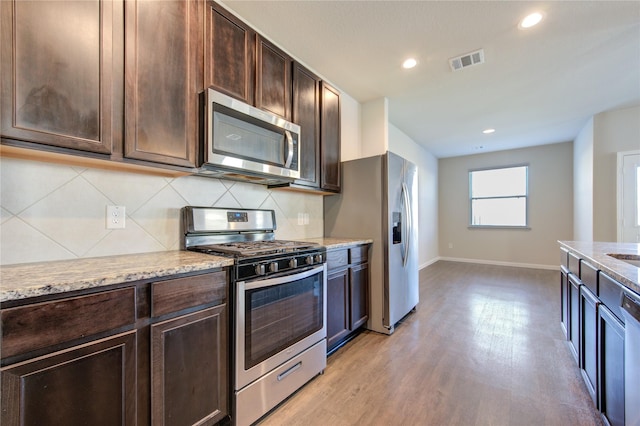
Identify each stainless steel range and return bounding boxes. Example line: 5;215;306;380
183;206;327;426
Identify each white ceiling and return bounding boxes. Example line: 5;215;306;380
221;1;640;158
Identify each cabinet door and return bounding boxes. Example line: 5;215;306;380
327;268;350;350
349;262;369;330
560;267;570;338
151;304;228;426
1;0;120;154
1;331;136;426
205;1;255;104
320;82;341;192
568;274;581;363
256;35;292;120
598;305;625;426
579;286;599;405
124;0;202;167
291;62;320;188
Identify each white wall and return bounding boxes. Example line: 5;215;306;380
361;98;389;158
388;124;439;268
592;105;640;241
340;93;362;162
0;157;324;265
438;142;574;268
574;118;594;241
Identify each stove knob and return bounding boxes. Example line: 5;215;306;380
269;262;279;273
305;255;313;265
315;254;324;264
289;258;298;269
255;264;266;276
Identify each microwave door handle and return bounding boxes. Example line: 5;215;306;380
284;130;294;168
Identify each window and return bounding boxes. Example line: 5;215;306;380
469;165;528;227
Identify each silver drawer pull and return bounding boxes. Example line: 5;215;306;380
277;362;302;381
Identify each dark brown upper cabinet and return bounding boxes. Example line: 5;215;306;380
124;0;203;168
256;35;292;120
0;0;122;155
320;81;341;192
205;1;255;105
291;63;321;188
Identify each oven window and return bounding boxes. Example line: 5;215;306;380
245;272;323;369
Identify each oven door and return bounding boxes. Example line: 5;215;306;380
235;264;326;390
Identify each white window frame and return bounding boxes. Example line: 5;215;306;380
469;164;529;229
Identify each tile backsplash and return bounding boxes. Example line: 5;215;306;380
0;157;323;265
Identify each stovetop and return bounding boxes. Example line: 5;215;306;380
191;240;320;257
183;206;326;280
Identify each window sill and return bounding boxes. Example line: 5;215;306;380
468;225;531;230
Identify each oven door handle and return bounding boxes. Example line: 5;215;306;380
241;264;326;290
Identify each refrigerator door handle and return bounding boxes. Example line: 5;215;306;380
401;182;412;267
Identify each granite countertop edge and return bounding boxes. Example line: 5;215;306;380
299;237;374;250
0;251;234;303
558;240;640;295
0;238;373;303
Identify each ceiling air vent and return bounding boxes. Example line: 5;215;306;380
449;49;485;72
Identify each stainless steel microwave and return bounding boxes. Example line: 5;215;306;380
200;88;301;183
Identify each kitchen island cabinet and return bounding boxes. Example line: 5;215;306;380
558;241;639;426
0;252;232;426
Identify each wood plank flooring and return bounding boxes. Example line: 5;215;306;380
257;261;603;426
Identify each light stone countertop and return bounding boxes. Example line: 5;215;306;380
299;237;373;250
559;241;640;295
0;251;233;303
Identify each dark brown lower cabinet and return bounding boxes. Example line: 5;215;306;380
349;262;369;331
1;269;230;426
598;305;625;426
1;331;137;425
151;305;228;426
326;245;370;353
327;268;350;349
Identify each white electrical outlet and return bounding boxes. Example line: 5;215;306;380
106;205;126;229
303;213;309;225
297;212;304;225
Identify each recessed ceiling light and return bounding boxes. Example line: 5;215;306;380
519;12;543;29
482;128;496;134
402;58;417;69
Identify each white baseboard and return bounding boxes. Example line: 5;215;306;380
419;257;440;270
425;256;557;271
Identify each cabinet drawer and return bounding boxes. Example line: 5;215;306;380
598;272;629;324
1;287;136;359
568;252;581;276
349;245;369;265
326;249;348;270
151;271;227;318
580;261;598;294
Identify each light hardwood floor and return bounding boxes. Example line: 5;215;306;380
257;261;603;426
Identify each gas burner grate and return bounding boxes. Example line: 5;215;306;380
193;240;318;257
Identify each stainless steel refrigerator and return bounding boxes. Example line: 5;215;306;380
324;151;418;335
